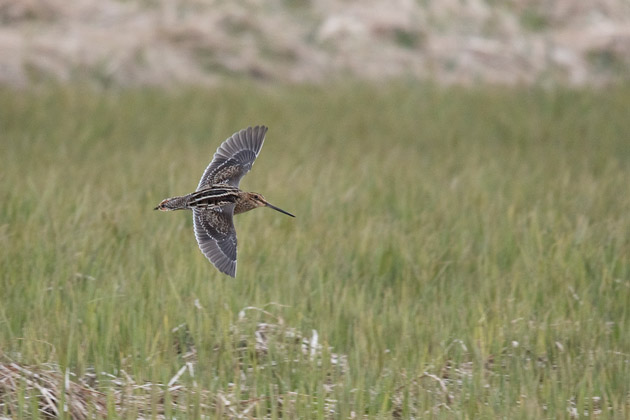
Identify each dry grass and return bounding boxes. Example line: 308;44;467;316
1;297;356;419
6;323;610;419
0;307;350;419
0;0;630;86
1;308;529;419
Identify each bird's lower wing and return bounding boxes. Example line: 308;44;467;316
193;204;237;277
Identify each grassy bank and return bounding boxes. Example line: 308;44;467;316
1;83;629;418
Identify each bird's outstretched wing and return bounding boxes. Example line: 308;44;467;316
193;203;237;277
197;126;267;190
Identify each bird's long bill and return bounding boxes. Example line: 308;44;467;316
265;202;295;217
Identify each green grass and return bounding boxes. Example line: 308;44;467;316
1;82;629;418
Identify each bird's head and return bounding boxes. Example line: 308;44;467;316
247;192;295;217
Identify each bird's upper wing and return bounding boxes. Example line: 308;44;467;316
193;203;237;277
197;126;268;190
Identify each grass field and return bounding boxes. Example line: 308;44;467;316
1;82;629;418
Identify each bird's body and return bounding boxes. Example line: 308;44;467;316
157;185;264;214
155;126;294;277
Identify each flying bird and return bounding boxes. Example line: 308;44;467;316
155;126;294;277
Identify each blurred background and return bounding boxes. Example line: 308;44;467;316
1;0;629;87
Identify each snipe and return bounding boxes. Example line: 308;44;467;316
155;126;294;277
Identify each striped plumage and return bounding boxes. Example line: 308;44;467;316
155;126;294;277
187;186;241;210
